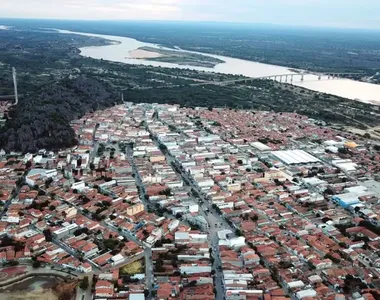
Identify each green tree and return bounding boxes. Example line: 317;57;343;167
79;276;89;290
251;214;259;222
43;229;53;242
104;239;118;250
32;260;41;268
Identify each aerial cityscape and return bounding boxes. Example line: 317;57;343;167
1;1;380;300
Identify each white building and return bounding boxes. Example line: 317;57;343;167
296;289;317;299
53;223;78;239
110;254;125;266
272;150;320;165
287;280;305;289
71;181;86;192
196;178;215;188
219;236;246;250
26;169;58;186
180;264;211;274
168;219;180;232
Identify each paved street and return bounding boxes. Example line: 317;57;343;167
126;144;155;297
147;117;237;300
75;275;93;300
125;145;150;210
0;197;14;219
179;172;232;299
145;247;154;299
0;175;23;219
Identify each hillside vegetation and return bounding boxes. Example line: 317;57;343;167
0;76;119;153
0;26;380;153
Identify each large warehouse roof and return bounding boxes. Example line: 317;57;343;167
272;150;320;165
251;141;272;151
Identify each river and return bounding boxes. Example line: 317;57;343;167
56;29;380;104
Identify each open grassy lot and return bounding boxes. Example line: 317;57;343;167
119;260;144;275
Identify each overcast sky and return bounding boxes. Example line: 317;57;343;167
0;0;379;29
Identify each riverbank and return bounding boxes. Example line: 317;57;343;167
55;29;380;104
129;46;224;68
129;48;163;59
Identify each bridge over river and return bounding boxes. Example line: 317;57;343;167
218;71;364;85
258;71;363;82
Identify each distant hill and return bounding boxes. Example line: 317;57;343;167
0;76;120;153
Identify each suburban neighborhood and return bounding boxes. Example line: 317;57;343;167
1;103;380;300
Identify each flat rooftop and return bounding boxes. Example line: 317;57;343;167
271;150;320;165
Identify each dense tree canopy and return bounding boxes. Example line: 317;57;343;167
0;76;120;153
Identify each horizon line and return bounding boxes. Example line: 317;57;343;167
1;17;380;32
